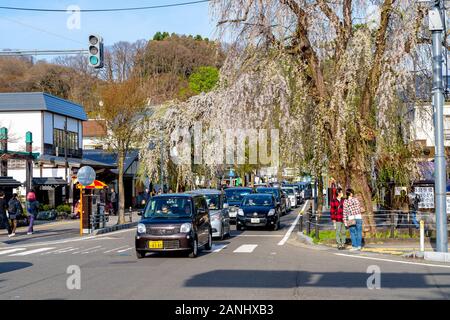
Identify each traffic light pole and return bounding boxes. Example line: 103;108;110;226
430;0;448;253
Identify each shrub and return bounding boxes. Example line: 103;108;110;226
56;204;71;214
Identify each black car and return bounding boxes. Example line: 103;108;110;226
236;194;281;231
135;194;212;259
255;187;287;215
224;187;253;223
297;182;313;199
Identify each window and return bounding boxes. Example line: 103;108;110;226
53;129;79;151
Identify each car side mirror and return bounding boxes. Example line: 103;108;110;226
138;209;144;216
223;203;229;209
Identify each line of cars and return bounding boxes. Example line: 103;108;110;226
134;183;312;259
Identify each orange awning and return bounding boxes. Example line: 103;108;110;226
76;180;108;189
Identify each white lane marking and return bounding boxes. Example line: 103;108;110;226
335;253;450;269
55;248;78;254
0;248;26;255
278;200;309;246
81;248;104;254
117;247;132;253
233;244;258;253
72;246;102;254
41;247;73;255
9;247;55;256
235;235;283;238
104;246;129;253
2;228;135;249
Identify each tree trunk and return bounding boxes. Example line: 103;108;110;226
117;149;126;225
317;174;324;218
352;170;377;234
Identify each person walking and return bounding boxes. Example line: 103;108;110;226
7;193;23;237
343;188;363;251
330;187;346;250
395;190;409;228
110;188;117;215
26;191;39;235
0;192;12;237
409;187;420;229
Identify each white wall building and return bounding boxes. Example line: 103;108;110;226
0;92;89;204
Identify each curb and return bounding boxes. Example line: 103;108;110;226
424;251;450;263
92;222;138;235
297;231;315;245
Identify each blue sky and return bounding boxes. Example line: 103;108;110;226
0;0;215;54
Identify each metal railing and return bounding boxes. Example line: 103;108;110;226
298;208;441;240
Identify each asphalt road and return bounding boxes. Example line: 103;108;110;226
1;202;450;300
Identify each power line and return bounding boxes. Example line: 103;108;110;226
0;0;211;13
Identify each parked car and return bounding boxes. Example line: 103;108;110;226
297;182;313;199
282;186;298;208
283;183;303;205
224;187;253;223
135;194;212;259
187;189;231;240
255;187;287;215
236;194;281;231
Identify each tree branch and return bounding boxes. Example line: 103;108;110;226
217;0;254;26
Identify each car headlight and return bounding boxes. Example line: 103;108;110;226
237;209;244;216
268;209;276;216
137;223;146;234
180;223;192;233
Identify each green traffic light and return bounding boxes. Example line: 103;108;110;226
90;56;99;65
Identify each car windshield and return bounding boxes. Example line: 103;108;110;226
283;188;294;195
225;189;251;201
204;194;220;210
243;196;273;206
144;197;192;218
256;188;280;198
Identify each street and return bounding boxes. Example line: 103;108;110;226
1;204;450;300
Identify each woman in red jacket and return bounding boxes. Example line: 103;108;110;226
330;188;346;250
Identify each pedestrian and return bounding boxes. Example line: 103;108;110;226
343;188;363;251
0;191;12;237
143;188;151;206
394;190;409;228
110;188;117;215
330;187;346;250
8;193;23;237
26;191;39;235
409;187;420;229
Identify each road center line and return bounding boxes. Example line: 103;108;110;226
278;200;308;246
334;253;450;269
117;247;132;253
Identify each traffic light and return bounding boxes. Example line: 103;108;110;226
88;34;103;68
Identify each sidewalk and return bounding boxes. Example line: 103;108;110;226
0;212;140;247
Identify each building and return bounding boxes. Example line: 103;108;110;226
0;92;113;207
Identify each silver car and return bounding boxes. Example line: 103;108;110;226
187;189;231;240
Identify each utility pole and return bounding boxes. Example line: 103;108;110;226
160;134;164;194
429;0;448;252
64;118;69;203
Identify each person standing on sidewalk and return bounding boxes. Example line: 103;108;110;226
0;192;12;237
26;191;39;235
7;193;22;237
343;188;363;251
330;187;346;250
409;187;420;229
110;188;117;215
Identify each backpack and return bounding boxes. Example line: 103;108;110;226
8;199;17;214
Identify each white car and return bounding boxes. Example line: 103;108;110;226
282;187;298;208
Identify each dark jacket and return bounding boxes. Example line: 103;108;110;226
8;198;23;215
26;200;40;217
0;198;7;216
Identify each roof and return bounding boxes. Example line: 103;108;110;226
83;120;107;137
83;150;138;173
188;189;222;195
0;92;87;121
224;187;253;191
152;193;197;199
32;177;67;186
0;177;22;188
38;154;116;169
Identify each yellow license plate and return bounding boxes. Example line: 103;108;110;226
149;240;163;249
